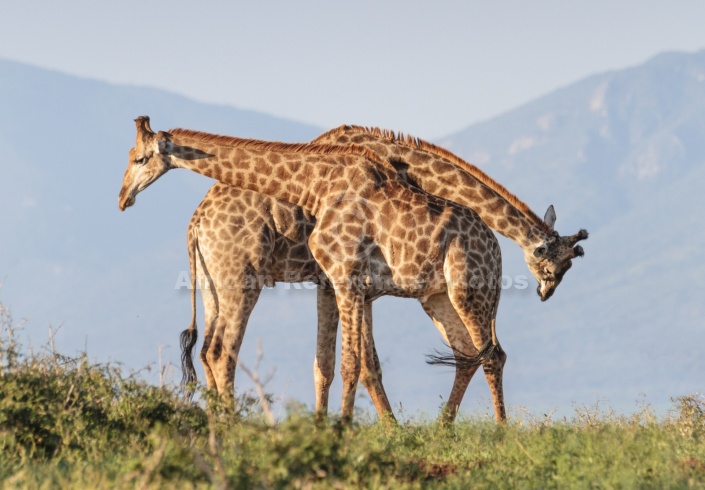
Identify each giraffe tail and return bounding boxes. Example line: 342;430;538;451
425;339;501;370
179;225;199;397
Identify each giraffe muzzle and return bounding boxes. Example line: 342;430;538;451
118;190;136;211
537;283;556;302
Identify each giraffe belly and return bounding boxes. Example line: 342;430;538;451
267;239;322;285
364;253;447;300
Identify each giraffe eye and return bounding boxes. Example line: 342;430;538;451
135;156;148;165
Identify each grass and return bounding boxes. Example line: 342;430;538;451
1;302;704;488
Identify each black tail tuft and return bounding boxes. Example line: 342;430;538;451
180;326;198;398
426;340;500;370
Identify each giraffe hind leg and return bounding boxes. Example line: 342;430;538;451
481;341;507;423
420;292;481;425
334;288;365;425
445;286;507;423
207;276;263;400
198;267;218;392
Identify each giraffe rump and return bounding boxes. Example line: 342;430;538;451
425;339;502;370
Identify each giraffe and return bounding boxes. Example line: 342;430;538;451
181;182;393;419
119;116;506;424
311;125;588;302
182;124;588;423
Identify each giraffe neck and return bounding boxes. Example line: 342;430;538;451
313;126;552;249
163;129;383;215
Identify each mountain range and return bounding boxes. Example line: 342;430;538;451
1;51;703;418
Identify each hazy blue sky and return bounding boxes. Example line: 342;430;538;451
2;1;705;138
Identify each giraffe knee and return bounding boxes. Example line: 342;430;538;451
359;365;384;391
340;360;361;384
358;368;373;390
359;354;382;389
204;348;216;367
314;358;335;389
484;348;507;374
314;367;334;392
497;347;507;368
205;337;224;364
199;346;210;366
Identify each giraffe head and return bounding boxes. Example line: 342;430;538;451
118;116;172;211
524;205;588;301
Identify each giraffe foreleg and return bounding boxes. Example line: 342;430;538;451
358;302;396;424
313;286;339;421
335;288;365;425
314;288;395;425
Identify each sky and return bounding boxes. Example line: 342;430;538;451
2;1;705;139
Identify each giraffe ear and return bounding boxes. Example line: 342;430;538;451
543;205;556;231
155;131;168;154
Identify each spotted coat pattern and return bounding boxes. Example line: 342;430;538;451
119;117;509;423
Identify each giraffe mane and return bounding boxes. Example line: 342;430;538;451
167;128;390;169
314;124;550;233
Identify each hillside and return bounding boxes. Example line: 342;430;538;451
441;50;705;232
